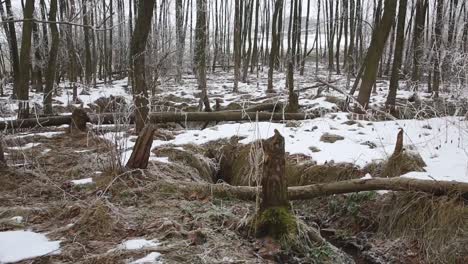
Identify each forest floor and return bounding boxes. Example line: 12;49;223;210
0;67;467;263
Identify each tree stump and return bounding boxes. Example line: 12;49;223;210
69;108;90;133
256;129;296;239
126;125;156;169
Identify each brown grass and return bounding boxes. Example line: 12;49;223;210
378;192;468;263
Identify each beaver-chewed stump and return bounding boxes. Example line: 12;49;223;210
255;129;297;240
126;125;156;169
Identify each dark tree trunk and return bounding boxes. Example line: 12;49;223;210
4;0;20;98
300;0;311;75
233;0;242;92
43;0;59;115
83;0;92;85
431;0;443;98
356;0;397;108
17;0;36;119
386;0;408;107
130;0;156;132
411;0;427;90
175;0;184;83
267;0;283;93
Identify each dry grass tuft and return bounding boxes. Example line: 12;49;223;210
380;151;426;178
378;192;468;263
287;162;362;186
71;200;123;240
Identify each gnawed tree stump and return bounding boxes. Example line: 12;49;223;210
126;125;156;169
256;129;296;239
392;128;404;157
69;108;90;133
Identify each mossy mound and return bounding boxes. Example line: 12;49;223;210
256;207;297;240
381;151;426;178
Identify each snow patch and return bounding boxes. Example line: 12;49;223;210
116;238;161;251
0;230;61;263
71;178;93;185
150;156;171;164
130;252;163;264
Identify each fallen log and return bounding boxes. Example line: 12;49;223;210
0;115;72;131
141;177;468;201
0;111;315;130
148;111;311;123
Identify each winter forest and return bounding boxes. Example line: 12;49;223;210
0;0;467;263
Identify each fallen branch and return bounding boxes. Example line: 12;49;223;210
140;177;468;201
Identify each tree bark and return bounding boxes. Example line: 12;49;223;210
267;0;283;93
233;0;242;92
4;0;20;98
195;0;211;111
83;0;92;85
431;0;443;98
260;129;288;210
356;0;397;108
43;0;59;115
386;0;408;107
17;0;36;119
126;125;156;169
130;0;156;132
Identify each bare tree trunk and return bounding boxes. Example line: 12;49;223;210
17;0;36;119
43;0;59;115
386;0;408;107
356;0;397;108
431;0;443;98
175;0;185;83
233;0;241;92
300;0;311;75
195;0;211;112
250;0;260;74
83;0;92;85
4;0;20;98
411;0;427;90
267;0;283;93
31;20;43;93
130;0;156;132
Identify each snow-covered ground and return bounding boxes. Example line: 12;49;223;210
149;114;468;183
